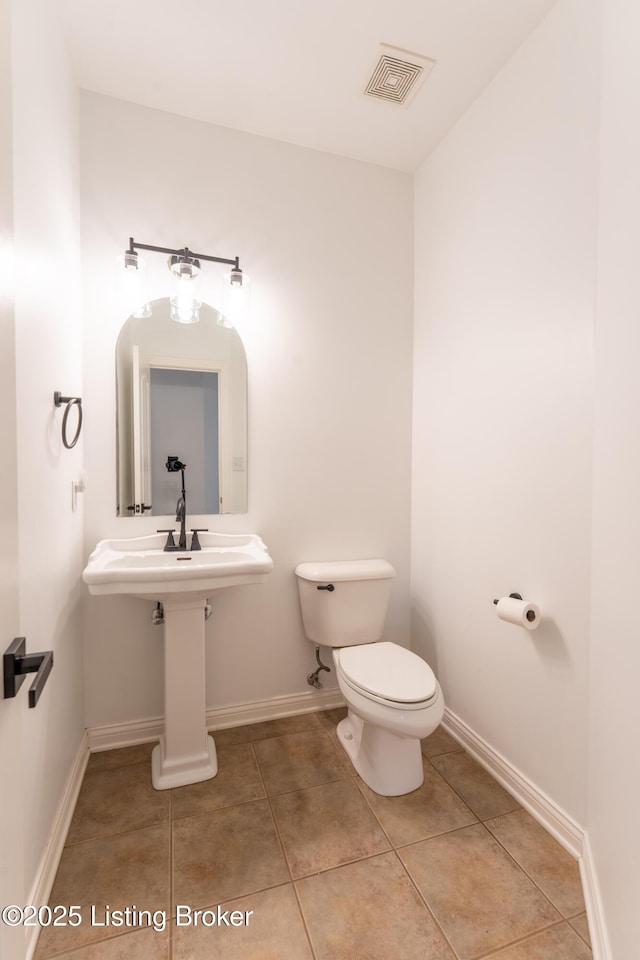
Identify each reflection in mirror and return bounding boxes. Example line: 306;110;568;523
116;298;247;516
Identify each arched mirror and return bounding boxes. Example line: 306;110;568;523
115;298;247;516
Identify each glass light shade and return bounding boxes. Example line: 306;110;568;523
170;275;201;324
221;269;251;328
118;252;151;318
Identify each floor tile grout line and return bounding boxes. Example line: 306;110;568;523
252;738;320;959
350;775;404;849
200;713;326;749
63;815;172;850
250;740;296;886
35;923;165;960
391;820;505;855
254;750;394;882
293;846;431;884
169;760;294;925
421;749;587;921
389;847;464;960
83;755;155;775
391;821;576;958
267;765;358;799
263;770;352;801
171;877;303;923
569;917;593;949
420;745;466;761
482;810;584;880
480;818;583;921
290;845;397;883
352;775;485;850
417;751;581;924
252;725;353;799
395;837;589;960
168;881;321;960
423;752;519;823
291;878;321;960
422;753;487;823
169;789;268;823
237;712;325;745
342;738;489;852
469;821;567;923
467;917;591;960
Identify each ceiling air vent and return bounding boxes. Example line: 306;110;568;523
364;44;435;107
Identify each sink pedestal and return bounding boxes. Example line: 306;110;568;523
82;531;273;790
151;596;218;790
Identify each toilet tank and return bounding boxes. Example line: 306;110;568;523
295;559;396;647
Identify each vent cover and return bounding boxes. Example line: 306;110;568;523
364;44;435;107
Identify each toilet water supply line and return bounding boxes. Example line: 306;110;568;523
307;647;331;688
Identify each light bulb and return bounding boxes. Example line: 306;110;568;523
118;251;151;318
170;277;201;324
169;255;201;323
221;268;251;328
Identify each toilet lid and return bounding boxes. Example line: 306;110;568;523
338;642;437;704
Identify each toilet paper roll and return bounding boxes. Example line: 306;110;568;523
495;596;540;631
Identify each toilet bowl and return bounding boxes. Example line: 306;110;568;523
295;559;444;796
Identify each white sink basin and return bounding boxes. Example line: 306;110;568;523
83;531;273;600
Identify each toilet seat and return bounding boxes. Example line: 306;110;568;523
336;642;437;707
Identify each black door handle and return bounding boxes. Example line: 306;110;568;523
3;638;54;708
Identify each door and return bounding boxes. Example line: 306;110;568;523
0;360;25;958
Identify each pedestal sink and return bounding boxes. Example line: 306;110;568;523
83;532;273;789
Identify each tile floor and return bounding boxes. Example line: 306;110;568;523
35;709;592;959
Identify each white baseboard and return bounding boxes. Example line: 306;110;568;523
87;687;345;753
442;707;613;960
25;731;89;960
579;833;613;960
442;707;584;857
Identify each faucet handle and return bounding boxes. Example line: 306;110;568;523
189;528;209;551
157;529;177;550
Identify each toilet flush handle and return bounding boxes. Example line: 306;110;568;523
317;583;335;592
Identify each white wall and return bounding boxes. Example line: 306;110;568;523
80;94;414;728
588;0;640;955
10;0;85;901
411;0;600;824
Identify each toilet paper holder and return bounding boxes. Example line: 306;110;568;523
493;592;537;624
493;593;522;603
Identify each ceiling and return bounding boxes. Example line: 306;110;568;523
57;0;557;172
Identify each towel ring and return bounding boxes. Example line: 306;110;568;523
54;392;83;449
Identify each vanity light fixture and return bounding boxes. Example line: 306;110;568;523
122;238;245;325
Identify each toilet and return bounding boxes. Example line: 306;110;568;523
295;559;444;796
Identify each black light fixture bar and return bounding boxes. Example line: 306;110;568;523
127;237;239;270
